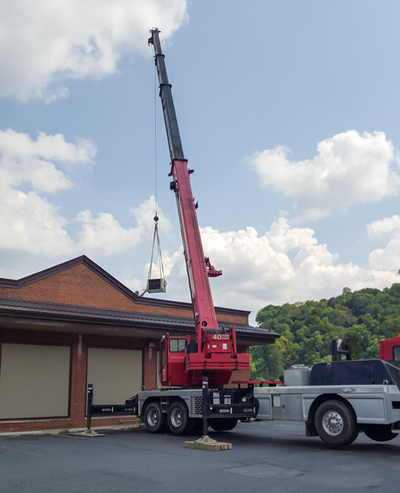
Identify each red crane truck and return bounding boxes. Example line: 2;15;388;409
89;30;400;447
131;29;259;435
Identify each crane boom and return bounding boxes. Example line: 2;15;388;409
149;29;184;162
149;28;249;384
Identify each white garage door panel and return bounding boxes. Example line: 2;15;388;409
0;344;70;419
87;348;142;405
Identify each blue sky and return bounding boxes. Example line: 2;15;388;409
1;0;400;324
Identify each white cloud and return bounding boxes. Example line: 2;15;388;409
0;128;168;259
367;215;400;237
367;215;400;271
157;218;398;322
75;210;142;256
0;128;95;193
44;87;70;105
249;130;400;221
129;197;171;234
76;196;171;256
0;129;95;256
0;186;75;256
1;126;398;322
0;0;188;101
124;212;180;294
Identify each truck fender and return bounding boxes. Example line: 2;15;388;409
306;394;356;433
141;396;166;419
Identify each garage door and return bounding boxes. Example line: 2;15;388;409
0;343;71;419
87;348;142;405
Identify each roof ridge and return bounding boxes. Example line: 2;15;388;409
0;256;251;317
0;255;89;287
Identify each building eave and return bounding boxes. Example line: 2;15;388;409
0;297;278;346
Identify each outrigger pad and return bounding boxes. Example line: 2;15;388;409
184;435;232;452
68;429;106;438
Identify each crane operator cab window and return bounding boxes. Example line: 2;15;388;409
393;346;400;362
169;338;187;353
159;336;187;369
160;336;190;387
159;336;187;373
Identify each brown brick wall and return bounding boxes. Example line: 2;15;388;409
18;265;139;311
11;264;248;325
216;312;248;325
70;334;87;428
0;287;17;298
0;415;140;434
143;345;158;390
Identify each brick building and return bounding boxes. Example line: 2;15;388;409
0;255;276;433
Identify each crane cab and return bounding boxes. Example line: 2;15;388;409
159;334;191;386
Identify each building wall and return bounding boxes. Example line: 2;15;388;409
0;259;251;433
0;329;250;433
0;329;150;433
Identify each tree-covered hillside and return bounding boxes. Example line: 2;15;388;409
250;284;400;380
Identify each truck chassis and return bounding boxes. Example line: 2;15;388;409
137;385;259;435
132;359;400;446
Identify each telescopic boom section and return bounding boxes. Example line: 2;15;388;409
149;29;249;380
148;29;184;163
149;28;218;341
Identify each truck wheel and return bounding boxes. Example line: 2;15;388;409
210;418;238;432
167;401;192;435
363;424;398;442
315;400;359;447
144;402;167;433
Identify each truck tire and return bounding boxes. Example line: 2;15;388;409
210;418;238;432
144;402;167;433
167;401;192;435
315;400;359;447
363;424;398;442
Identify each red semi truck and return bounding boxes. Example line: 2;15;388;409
379;335;400;362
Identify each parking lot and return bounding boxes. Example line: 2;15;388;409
1;420;400;493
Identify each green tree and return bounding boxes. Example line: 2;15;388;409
251;283;400;377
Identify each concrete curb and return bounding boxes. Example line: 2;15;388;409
0;423;145;438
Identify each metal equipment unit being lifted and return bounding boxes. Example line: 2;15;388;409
148;28;249;388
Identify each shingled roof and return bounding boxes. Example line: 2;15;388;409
0;297;276;345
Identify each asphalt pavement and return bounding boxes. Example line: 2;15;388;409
1;421;400;493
